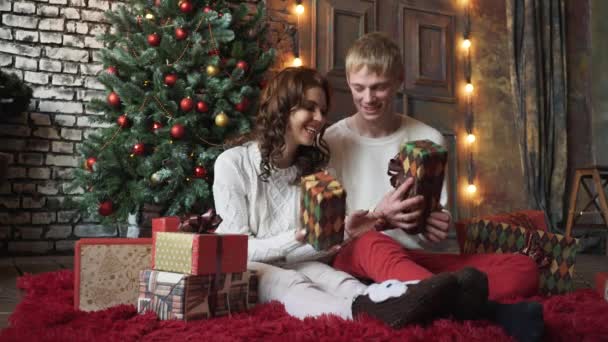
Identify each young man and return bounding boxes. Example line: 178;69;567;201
326;32;540;300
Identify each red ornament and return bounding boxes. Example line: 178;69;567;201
208;49;220;56
236;60;248;71
193;165;207;178
259;79;268;89
85;157;97;171
132;143;145;155
196;101;209;113
179;0;193;13
106;66;118;75
175;27;188;41
155;0;161;6
147;33;161;46
117;114;130;128
203;6;211;13
164;73;177;86
152;122;163;131
107;92;121;107
98;201;113;216
170;124;186;139
235;98;250;112
180;97;194;112
218;12;223;17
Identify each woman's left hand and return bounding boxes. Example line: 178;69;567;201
345;209;381;239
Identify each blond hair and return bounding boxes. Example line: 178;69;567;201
345;32;404;79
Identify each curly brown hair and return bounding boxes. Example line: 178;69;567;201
255;67;331;181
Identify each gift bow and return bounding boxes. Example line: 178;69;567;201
519;234;551;269
179;208;223;233
388;156;407;188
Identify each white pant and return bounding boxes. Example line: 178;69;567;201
248;261;368;319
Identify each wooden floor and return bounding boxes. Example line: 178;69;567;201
0;250;605;330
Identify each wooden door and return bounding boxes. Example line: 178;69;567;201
313;0;465;219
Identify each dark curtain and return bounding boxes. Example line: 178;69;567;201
506;0;568;231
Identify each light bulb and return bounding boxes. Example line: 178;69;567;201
295;4;304;15
292;57;303;67
466;184;477;194
465;83;474;94
462;39;471;49
466;134;476;144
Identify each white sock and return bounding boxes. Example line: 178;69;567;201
364;279;420;303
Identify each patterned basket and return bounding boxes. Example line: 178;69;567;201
463;220;579;295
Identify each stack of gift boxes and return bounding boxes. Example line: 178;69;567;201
137;215;256;321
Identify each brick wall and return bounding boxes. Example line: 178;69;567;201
0;0;297;255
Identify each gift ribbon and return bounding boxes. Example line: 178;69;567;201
387;156;406;188
178;208;223;233
519;233;551;269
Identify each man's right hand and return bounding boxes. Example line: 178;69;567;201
374;177;424;232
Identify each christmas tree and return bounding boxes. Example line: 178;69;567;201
69;0;275;224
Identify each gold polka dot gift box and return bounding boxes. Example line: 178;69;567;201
151;216;247;276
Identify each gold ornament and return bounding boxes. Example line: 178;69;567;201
215;112;229;127
145;13;155;21
150;172;162;184
206;64;219;77
143;80;151;88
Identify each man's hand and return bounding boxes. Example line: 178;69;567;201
422;210;450;242
374;177;424;231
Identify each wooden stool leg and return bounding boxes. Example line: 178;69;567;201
591;170;608;255
565;171;582;238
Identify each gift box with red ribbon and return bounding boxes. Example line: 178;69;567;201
151;210;247;276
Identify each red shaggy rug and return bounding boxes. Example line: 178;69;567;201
1;270;608;341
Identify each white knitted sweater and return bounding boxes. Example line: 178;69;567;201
213;141;328;265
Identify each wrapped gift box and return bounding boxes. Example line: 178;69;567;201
152;232;247;275
137;269;257;320
596;272;608;301
387;139;447;234
301;171;346;251
74;238;152;311
152;216;181;233
463;220;580;295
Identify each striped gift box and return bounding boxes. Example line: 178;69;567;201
137;269;257;321
301;171;346;251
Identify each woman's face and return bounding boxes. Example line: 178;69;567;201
285;87;328;147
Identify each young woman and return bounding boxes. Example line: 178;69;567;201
212;67;467;328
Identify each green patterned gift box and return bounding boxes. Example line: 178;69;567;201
463;220;579;295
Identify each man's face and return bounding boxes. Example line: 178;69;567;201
346;65;401;122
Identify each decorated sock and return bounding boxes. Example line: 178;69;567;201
351;273;459;329
450;267;489;320
486;301;544;342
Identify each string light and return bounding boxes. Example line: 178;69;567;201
292;56;303;67
295;0;304;15
462;39;471;50
466;134;476;144
465;83;474;94
466;183;477;194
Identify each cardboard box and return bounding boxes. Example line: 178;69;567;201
74;238;152;311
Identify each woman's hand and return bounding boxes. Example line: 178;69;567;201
345;209;381;239
294;228;307;242
422;210;451;242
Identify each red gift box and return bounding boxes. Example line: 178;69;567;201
152;216;181;233
596;272;608;301
152;232;247;275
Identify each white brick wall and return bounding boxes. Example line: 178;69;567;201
0;0;295;255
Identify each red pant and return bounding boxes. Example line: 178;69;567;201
333;231;539;300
